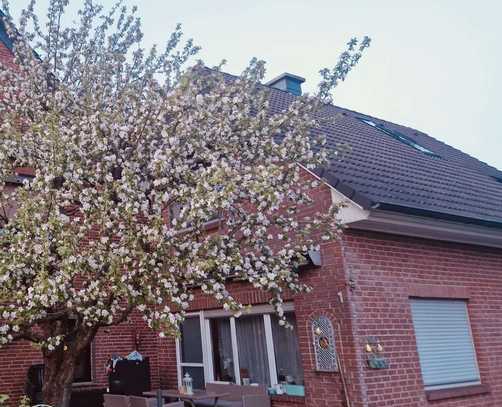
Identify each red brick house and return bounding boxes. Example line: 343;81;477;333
2;19;502;407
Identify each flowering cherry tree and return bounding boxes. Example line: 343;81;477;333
0;1;370;405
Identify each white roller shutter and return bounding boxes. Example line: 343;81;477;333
410;298;481;390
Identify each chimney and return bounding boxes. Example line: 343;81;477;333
265;72;305;96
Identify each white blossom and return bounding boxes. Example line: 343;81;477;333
0;2;366;403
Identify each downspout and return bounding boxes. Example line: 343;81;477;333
339;236;369;407
336;322;352;407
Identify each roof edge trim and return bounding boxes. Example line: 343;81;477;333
378;203;502;230
298;164;370;224
311;167;375;209
349;208;502;249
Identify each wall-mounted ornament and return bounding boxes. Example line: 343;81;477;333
311;316;337;372
365;336;389;369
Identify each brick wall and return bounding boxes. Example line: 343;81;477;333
2;136;502;407
0;172;355;407
4;225;502;407
0;341;42;402
271;395;306;406
154;239;351;407
0;41;15;69
153;179;358;407
292;240;359;407
0;314;162;406
6;220;502;407
92;313;162;390
342;229;502;407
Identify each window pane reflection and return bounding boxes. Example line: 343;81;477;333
271;313;304;385
181;317;203;363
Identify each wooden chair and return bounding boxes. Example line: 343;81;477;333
200;383;270;407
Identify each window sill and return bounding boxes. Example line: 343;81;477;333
426;384;490;401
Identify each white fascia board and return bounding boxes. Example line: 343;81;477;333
330;187;370;224
297;164;370;225
296;166;502;248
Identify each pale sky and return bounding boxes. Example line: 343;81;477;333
12;0;502;169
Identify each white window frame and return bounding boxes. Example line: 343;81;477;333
229;316;241;385
175;303;296;388
176;311;209;387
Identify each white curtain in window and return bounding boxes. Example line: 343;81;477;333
236;315;270;385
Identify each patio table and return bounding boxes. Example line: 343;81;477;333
143;389;230;407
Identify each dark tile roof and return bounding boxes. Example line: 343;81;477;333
0;10;15;68
0;10;13;52
265;82;502;227
1;28;500;227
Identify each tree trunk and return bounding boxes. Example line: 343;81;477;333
41;327;97;407
42;347;76;407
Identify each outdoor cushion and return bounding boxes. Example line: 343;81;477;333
104;394;130;407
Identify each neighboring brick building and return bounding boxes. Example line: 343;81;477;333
2;17;502;407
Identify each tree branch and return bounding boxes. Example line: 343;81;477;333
12;326;45;344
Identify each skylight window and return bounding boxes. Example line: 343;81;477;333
357;117;440;158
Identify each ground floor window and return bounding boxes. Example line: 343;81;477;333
210;317;235;382
236;314;271;385
178;316;206;389
271;313;303;385
177;304;304;394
